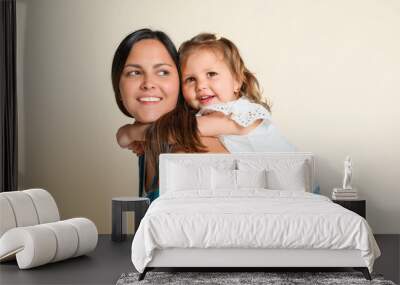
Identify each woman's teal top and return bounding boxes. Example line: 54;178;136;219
138;155;159;203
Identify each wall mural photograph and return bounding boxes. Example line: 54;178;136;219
1;0;399;284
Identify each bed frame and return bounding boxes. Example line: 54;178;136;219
140;248;371;280
138;153;372;281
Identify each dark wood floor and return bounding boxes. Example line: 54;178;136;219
0;235;398;285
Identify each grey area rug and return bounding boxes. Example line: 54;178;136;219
116;271;396;285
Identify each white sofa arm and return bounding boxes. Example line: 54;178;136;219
0;189;60;237
0;195;17;237
0;225;57;268
64;218;98;257
0;218;98;269
23;189;60;223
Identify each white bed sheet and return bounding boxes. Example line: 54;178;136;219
131;190;380;273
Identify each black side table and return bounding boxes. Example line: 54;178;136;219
333;199;366;219
112;197;150;242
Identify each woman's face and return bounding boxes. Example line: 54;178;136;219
119;39;180;123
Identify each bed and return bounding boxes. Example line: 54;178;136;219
131;153;380;280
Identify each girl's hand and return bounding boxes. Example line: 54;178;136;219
116;122;150;148
116;124;132;148
128;141;145;156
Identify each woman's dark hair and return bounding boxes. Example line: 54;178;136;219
112;29;205;183
111;28;183;117
144;102;206;176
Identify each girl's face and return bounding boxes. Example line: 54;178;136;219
181;49;241;109
119;39;180;123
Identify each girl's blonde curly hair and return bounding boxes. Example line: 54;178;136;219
179;33;271;111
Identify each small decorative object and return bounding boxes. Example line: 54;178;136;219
342;155;353;190
332;155;358;200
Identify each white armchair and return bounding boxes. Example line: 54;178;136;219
0;189;98;269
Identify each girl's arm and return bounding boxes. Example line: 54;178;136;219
196;112;262;137
116;122;149;148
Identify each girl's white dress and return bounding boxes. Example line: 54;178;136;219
196;97;296;153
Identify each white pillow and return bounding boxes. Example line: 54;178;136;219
237;159;309;191
266;162;307;191
168;163;212;191
211;168;268;190
236;169;268;189
212;168;237;190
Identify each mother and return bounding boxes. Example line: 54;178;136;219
111;29;227;201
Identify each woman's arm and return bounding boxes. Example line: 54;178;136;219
116;122;149;148
196;112;262;137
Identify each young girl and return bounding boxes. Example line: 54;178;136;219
117;33;295;167
179;33;295;153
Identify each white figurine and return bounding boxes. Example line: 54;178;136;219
342;155;353;190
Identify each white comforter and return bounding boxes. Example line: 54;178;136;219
131;190;380;273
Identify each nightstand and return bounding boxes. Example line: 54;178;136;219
111;197;150;242
332;199;366;219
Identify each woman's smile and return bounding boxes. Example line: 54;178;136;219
137;96;163;103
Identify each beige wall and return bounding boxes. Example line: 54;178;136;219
16;0;400;234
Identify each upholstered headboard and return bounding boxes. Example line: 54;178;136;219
159;153;315;195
